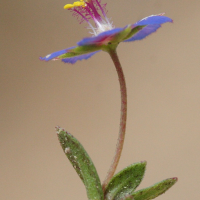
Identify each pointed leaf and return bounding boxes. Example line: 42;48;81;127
105;161;146;200
124;177;178;200
56;126;103;200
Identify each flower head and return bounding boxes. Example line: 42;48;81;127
40;0;172;64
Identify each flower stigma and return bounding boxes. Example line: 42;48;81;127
64;0;114;36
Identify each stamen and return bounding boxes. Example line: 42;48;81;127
72;8;97;35
83;4;101;27
85;1;102;22
95;0;111;26
95;0;106;19
64;0;113;35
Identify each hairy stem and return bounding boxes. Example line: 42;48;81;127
102;49;127;191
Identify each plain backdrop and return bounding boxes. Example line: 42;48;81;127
1;0;200;199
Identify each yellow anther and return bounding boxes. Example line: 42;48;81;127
64;1;85;9
73;1;84;6
64;4;74;9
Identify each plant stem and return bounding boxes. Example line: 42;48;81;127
102;49;127;191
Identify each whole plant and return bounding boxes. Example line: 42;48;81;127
41;1;177;199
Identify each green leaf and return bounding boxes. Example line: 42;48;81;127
104;161;147;200
125;177;178;200
56;126;103;200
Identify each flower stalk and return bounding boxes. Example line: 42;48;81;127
102;48;127;191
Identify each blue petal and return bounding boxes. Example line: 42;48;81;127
40;46;76;61
135;15;173;26
124;15;172;42
62;50;101;64
78;28;124;46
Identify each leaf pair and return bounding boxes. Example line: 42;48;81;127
56;127;177;200
104;164;177;200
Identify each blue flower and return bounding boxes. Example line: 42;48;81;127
40;0;172;64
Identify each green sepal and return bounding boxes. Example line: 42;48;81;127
104;161;147;200
123;25;146;41
124;177;178;200
101;25;133;52
112;25;133;43
56;126;103;200
58;45;102;59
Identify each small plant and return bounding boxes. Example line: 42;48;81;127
41;1;177;199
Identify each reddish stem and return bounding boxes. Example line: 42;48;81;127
102;49;127;191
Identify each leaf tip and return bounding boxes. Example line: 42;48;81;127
55;126;72;136
172;177;178;181
169;177;178;184
140;160;147;165
55;126;64;134
55;125;60;132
